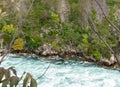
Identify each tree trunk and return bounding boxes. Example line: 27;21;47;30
58;0;70;23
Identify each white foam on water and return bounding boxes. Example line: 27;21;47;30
1;54;120;87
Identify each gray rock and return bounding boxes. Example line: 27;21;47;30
110;54;117;64
51;58;65;65
102;59;111;66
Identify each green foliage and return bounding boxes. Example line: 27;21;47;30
0;67;37;87
69;0;79;23
81;34;89;47
89;46;101;61
59;23;81;45
106;0;120;5
51;40;61;51
51;12;59;23
23;73;37;87
0;11;8;19
92;50;101;60
25;34;42;51
12;38;25;51
1;24;16;46
2;24;16;34
0;10;9;28
3;0;120;86
0;0;120;61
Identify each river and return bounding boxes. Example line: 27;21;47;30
1;54;120;87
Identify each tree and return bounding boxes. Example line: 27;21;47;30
78;0;109;27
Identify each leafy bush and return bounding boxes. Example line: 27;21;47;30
0;67;37;87
51;12;59;23
1;24;16;47
1;24;15;34
25;35;42;51
51;40;61;51
12;38;25;51
0;10;9;29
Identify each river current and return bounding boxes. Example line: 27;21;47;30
1;54;120;87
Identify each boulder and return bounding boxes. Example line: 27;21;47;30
110;54;117;64
51;58;65;65
101;59;111;66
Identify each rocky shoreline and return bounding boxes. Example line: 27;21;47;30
0;44;120;69
10;50;120;69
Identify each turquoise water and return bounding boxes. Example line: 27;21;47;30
1;54;120;87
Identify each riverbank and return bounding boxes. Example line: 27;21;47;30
0;45;119;69
2;55;120;87
10;51;119;69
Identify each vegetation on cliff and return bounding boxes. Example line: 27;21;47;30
0;0;120;86
0;0;120;63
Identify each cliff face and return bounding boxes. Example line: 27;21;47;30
58;0;70;23
0;0;120;66
78;0;109;27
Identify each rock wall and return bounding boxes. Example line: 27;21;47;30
58;0;70;23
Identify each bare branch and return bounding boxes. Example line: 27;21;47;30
83;6;120;65
95;0;120;34
37;62;51;79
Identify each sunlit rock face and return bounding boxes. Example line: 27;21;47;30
1;54;120;87
78;0;109;27
58;0;70;23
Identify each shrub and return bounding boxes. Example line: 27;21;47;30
1;24;15;34
12;38;25;51
0;67;37;87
